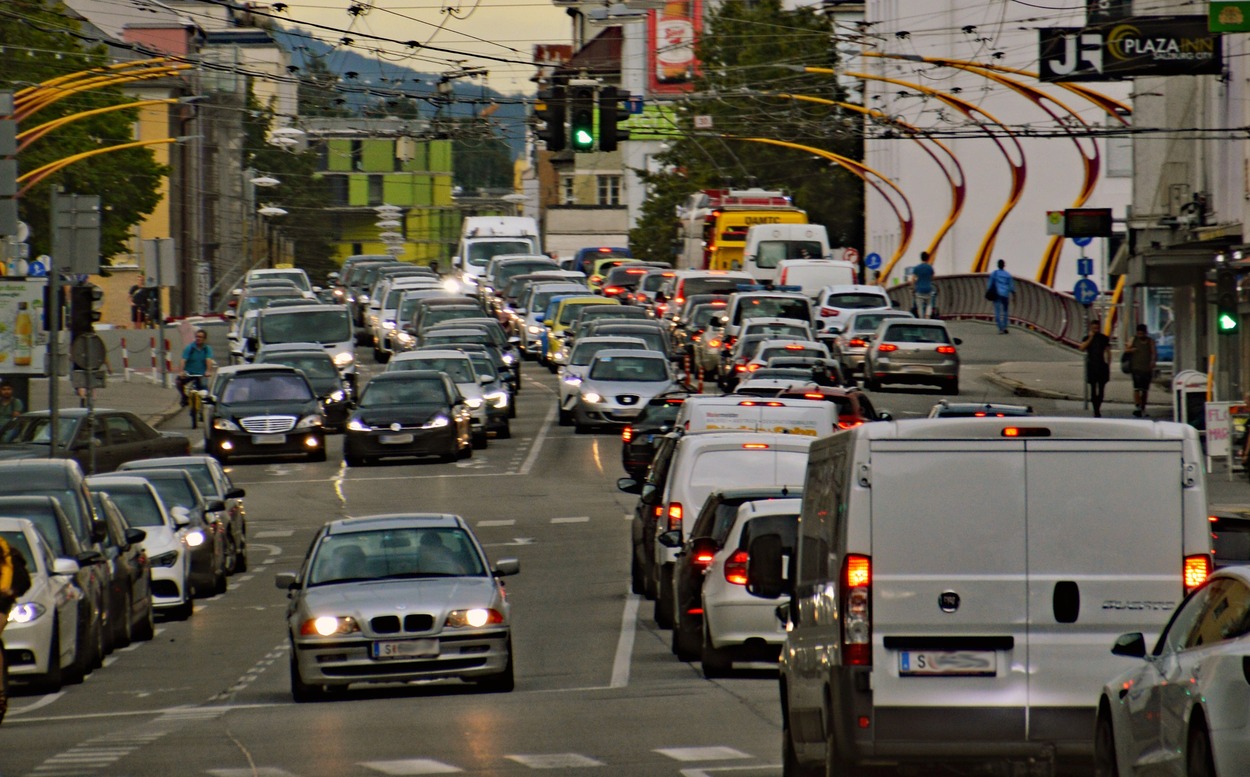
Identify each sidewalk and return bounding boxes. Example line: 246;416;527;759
24;372;184;430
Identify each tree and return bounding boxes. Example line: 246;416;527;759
0;0;169;260
450;118;513;194
630;0;864;262
297;53;355;118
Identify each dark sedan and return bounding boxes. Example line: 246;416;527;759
255;344;354;431
343;372;472;466
89;491;155;647
0;409;191;474
205;365;327;463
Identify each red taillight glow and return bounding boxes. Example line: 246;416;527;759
1184;554;1211;592
843;553;872;666
707;339;722;348
804;392;824;399
693;549;716;568
936;345;957;354
604;286;624;296
622;426;633;443
742;443;770;449
590;275;603;284
846;555;871;588
724;549;749;585
820;307;839;317
837;418;863;430
877;343;898;352
667;503;683;530
747;363;761;372
784;344;805;350
849;338;867;348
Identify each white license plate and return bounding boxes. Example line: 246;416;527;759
380;433;414;444
898;650;996;676
252;434;287;445
901;365;934;374
372;639;439;659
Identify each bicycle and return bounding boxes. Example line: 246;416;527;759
181;374;207;429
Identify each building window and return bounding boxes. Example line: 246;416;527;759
561;175;575;205
351;139;363;171
368;175;383;205
598;175;621;206
328;175;349;207
1106;117;1132;178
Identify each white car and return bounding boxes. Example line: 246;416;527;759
557;336;649;425
813;284;893;333
85;476;196;620
0;517;80;692
743;339;830;374
700;498;802;678
387;350;493;448
1095;566;1250;777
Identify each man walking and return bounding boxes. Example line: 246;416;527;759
1079;319;1111;417
987;259;1015;333
1125;323;1157;417
912;251;935;319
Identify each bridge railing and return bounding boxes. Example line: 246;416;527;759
886;273;1089;348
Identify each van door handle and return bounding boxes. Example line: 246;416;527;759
1053;581;1080;624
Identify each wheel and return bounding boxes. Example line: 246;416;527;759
235;540;249;574
88;613;105;670
1093;710;1118;777
655;566;674;629
630;555;646;596
496;422;511;440
290;653;328;703
213;565;228;596
946;378;960;396
171;595;194;621
558;407;572;426
507;401;517;419
673;616;702;661
701;623;732;678
344;454;364;467
783;722;821;777
308;446;327;463
476;639;515;693
644;558;658;600
36;624;64;693
574;422;591;435
472;432;488;450
116;597;133;649
132;599;155;642
222;535;239;576
1186;723;1216;777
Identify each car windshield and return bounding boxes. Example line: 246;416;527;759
598;329;665;352
0;416;76;445
882;325;951;344
588;356;668;382
689;306;727;328
497;261;556;285
309;527;485;584
756;241;823;268
394;358;475;383
530;289;581;313
97;488;166;528
124;463;216;497
558;302;612;326
261;310;350;344
360;378;448;407
250;270;309;291
221;374;314;403
0;505;68;556
139;477;198;514
466;354;498;381
570;339;647;367
0;530;35;569
580;308;647;326
825;292;887;309
422;308;480;328
262;354;339;381
467;241;535;267
736;297;810;324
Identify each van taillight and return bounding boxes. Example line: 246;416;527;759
843;554;872;666
667;503;683;531
1184;554;1211;592
622;426;633;443
707;338;722;348
837;418;863;430
724;549;749;585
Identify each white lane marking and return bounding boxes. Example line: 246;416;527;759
680;767;782;777
550;516;589;524
610;591;640;689
657;747;750;762
360;759;463;774
253;530;294;538
236;472;517;486
478;519;516;527
506;753;605;768
210;643;287;702
6;691;65;716
517;401;556;476
209;769;296;777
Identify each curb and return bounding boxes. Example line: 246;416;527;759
982;369;1074;401
147;401;187;430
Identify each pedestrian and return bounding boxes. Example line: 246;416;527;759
0;381;23;421
0;531;32;724
1079;319;1111;417
912;251;935;319
177;329;215;406
1125;323;1157;417
986;259;1015;334
129;274;149;328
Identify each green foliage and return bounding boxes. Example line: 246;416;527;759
450;118;513;193
1;0;169;260
297;53;355;119
631;0;864;261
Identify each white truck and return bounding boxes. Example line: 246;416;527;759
742;223;833;282
454;217;542;287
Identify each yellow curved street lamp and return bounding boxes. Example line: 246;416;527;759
15;66;191;121
14;58;176;101
17;137;184;196
17;98;178;150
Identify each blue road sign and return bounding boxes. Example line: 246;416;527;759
1077;257;1094;277
626;96;644;115
1072;236;1093;247
1073;277;1099;306
864;252;883;270
25;259;47;277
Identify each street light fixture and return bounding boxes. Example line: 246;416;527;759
250;175;281;188
257;206;288;217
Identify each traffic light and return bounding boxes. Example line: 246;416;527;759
568;84;596;152
1216;267;1239;335
598;86;631;152
69;284;101;339
535;85;566;152
42;284;65;331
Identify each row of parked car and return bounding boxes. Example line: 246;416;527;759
0;455;248;695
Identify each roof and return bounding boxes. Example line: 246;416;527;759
557;27;622;77
327;513;463;534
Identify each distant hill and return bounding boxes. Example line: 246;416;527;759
272;26;530;157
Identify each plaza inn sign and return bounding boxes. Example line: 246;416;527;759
1038;15;1223;82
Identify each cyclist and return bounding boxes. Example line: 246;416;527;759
177;329;215;407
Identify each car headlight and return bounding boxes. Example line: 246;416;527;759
333;288;345;298
212;417;240;431
347;418;370;432
300;616;361;637
396;332;415;345
382;320;396;330
464;397;484;409
528;325;542;335
8;602;45;624
184;530;206;548
150;550;180;568
562;374;582;386
296;415;324;429
327;390;346;403
422;415;450;429
333;352;355;367
445;608;504;628
485;390;509;408
502;352;516;365
358;294;370;304
582;391;603;404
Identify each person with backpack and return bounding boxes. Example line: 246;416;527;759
0;532;32;724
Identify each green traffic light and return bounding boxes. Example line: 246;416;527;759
572;127;594;149
1219;311;1239;331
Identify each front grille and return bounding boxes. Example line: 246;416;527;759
405;614;434;632
615;394;640;405
239;415;297;434
370;614;436;634
151;579;181;598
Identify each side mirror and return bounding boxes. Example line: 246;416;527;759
1111;632;1147;659
658;529;682;549
745;534;788;599
274;572;298;590
171;506;191;527
52;558;81;576
206;499;226;513
953;337;963;346
617;477;642;495
640;483;659;505
226;487;246;499
479;375;492;385
493;558;521;577
508;336;521;345
312;285;323;293
124;527;147;545
76;549;105;566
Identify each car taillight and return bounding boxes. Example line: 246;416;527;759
820;307;840;317
843;554;872;666
693;548;716;569
747;363;761;372
784;344;805;350
1184;554;1211;592
936;345;957;354
877;343;898;352
604;286;623;296
622;426;633;443
735;364;747;372
707;339;721;348
667;503;683;531
724;549;749;585
674;296;684;305
849;338;867;347
590;275;603;284
837;417;863;430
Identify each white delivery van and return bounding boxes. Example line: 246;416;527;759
748;418;1212;777
776;259;857;298
676;395;834;437
743;223;832;282
454;217;542;286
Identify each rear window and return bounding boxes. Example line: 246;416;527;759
689;450;808;488
735;297;810;325
882;324;951;344
570;339;647;367
824;292;888;309
851;313;908;333
739;513;799;551
761;346;825;362
682;277;744;297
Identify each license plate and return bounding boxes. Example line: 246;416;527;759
252;434;286;445
380;433;414;444
901;365;934;374
898;650;996;676
372;639;439;659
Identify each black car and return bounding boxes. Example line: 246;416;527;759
89;491;155;647
621;393;688;478
254;344;354;431
343;371;473;466
617;432;681;612
205;365;327;463
659;487;802;661
0;409;191;474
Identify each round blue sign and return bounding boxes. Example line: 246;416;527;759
25;259;47;277
864;252;883;270
1073;277;1099;306
1072;236;1093;247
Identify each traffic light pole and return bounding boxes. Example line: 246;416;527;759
47;271;60;459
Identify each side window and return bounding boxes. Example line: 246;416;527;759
1156;585;1211;654
1186;578;1250;648
106;415;138;444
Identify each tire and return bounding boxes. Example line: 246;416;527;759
673;616;702;661
496;423;511;440
476;639;515;693
36;624;64;693
171;595;194;621
132;599;155;642
701;623;732;678
1186;722;1216;777
644;558;658;601
213;565;228;596
947;378;960;396
116;597;133;649
1093;710;1118;777
308;446;327;463
223;535;239;576
235;541;249;574
507;401;517;419
290;653;328;703
558;407;572;426
344;454;364;467
472;432;488;450
655;566;674;629
88;613;105;670
783;723;821;777
630;555;646;596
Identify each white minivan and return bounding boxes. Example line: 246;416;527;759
747;418;1212;776
676;395;834;437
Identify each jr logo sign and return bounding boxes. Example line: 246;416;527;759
1039;16;1222;82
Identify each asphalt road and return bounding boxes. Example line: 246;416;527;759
2;321;1083;777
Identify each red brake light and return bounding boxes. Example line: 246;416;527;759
877;343;898;352
724;549;749;585
849;338;867;347
674;296;684;305
747;363;761;372
693;549;716;568
843;553;872;666
837;418;863;430
820;307;840;317
846;555;870;588
598;247;611;253
742;443;770;449
707;339;722;348
804;392;824;399
1184;554;1211;592
784;344;805;350
936;345;957;354
667;503;683;531
665;398;685;404
590;275;603;284
604;286;623;295
622;426;633;443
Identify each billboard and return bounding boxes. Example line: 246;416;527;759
1038;16;1222;82
648;0;702;95
0;277;47;374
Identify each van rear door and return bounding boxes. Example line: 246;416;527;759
869;440;1029;740
1023;439;1185;742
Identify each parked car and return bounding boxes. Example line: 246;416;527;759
275;513;519;701
88;490;154;648
0;409;191;474
0;517;81;692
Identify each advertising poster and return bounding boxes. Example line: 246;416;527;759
648;0;703;95
0;278;48;374
1039;16;1223;81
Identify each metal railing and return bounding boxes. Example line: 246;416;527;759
887;273;1090;348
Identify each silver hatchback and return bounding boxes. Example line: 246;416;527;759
863;319;961;394
570;349;678;432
